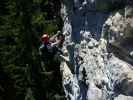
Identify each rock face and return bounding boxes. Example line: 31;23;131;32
103;6;133;64
60;0;133;100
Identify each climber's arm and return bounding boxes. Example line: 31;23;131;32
49;33;58;42
51;40;60;47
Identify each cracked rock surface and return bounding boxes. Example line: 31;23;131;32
60;0;133;100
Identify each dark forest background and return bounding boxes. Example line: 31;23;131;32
0;0;65;100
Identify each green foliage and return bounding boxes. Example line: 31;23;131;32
33;0;43;4
44;22;58;33
0;0;65;100
96;1;110;11
25;88;36;100
32;13;45;25
96;0;127;12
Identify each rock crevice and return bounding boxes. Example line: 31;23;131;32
61;0;133;100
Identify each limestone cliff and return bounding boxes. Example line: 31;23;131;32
60;0;133;100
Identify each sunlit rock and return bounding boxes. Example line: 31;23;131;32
61;0;133;100
114;95;133;100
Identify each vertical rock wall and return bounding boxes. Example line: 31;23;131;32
60;0;133;100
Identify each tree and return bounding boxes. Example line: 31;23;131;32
0;0;65;99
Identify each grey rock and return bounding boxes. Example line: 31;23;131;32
114;95;133;100
60;0;133;100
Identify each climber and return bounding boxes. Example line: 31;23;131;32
39;32;65;64
49;31;65;48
